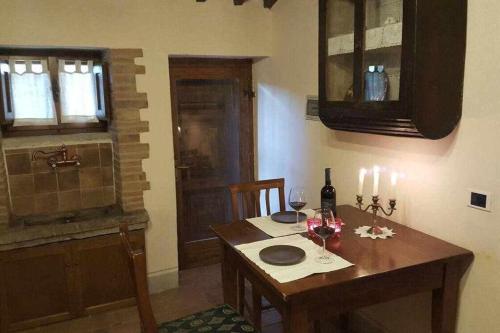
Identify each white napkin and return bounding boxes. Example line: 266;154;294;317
245;209;316;238
235;234;353;283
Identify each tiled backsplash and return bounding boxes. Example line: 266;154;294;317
5;143;115;218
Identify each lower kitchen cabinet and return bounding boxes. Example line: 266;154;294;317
0;229;145;332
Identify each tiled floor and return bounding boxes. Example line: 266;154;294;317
19;264;283;333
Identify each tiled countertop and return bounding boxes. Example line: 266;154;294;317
0;210;149;251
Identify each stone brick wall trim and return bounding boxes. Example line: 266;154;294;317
107;49;150;213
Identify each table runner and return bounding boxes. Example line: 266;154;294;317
235;234;353;283
245;209;316;238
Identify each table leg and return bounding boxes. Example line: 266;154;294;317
237;273;245;314
432;263;460;333
252;287;262;331
221;243;237;309
283;305;312;333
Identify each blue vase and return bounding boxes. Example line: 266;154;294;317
365;65;388;101
364;66;376;101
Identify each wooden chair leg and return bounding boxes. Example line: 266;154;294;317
252;286;262;331
237;271;245;315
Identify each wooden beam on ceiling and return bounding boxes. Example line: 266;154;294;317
263;0;277;8
195;0;277;9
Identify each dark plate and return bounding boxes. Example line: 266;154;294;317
259;245;306;266
270;211;307;224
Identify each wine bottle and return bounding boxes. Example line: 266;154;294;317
321;168;337;217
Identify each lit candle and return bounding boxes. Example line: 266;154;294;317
390;172;398;199
373;165;380;196
358;168;367;195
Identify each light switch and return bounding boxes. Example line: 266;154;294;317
468;189;492;212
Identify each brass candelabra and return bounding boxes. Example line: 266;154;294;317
356;195;396;235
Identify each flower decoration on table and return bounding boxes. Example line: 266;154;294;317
307;212;344;239
355;225;396;239
355;166;399;238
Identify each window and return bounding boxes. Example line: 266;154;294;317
0;49;109;136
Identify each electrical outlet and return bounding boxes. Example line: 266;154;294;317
467;189;492;212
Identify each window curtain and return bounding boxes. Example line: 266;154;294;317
10;60;58;127
59;60;99;123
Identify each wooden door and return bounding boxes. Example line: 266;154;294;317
169;58;254;270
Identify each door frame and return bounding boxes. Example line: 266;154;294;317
168;57;255;270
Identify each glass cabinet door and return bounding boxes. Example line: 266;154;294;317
363;0;403;101
325;0;355;102
325;0;403;103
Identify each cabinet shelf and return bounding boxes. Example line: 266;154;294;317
328;22;402;56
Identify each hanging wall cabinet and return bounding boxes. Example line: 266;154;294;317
318;0;467;139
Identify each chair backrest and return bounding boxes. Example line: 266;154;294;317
119;224;159;333
228;178;286;223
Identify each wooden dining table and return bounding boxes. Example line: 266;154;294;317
211;205;473;333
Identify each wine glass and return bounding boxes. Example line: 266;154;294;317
289;186;307;231
307;212;322;238
313;208;335;264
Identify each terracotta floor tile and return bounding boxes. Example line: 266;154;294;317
100;321;141;333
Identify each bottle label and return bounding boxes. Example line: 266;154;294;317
321;200;333;210
321;199;337;217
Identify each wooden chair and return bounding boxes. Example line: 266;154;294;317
229;178;286;223
119;224;256;333
228;178;286;330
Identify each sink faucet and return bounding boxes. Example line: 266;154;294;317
32;144;81;169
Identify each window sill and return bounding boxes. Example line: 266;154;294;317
1;122;108;138
2;132;112;150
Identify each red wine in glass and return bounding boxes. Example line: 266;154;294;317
289;186;307;231
313;208;335;264
289;201;307;211
313;226;335;240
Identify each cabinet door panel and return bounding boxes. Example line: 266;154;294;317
74;231;144;312
326;0;355;101
363;0;403;102
0;244;73;330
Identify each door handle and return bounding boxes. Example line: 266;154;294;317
175;165;190;181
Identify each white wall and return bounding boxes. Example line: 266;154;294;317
255;0;500;332
0;0;272;281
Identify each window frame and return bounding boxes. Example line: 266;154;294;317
0;48;111;137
